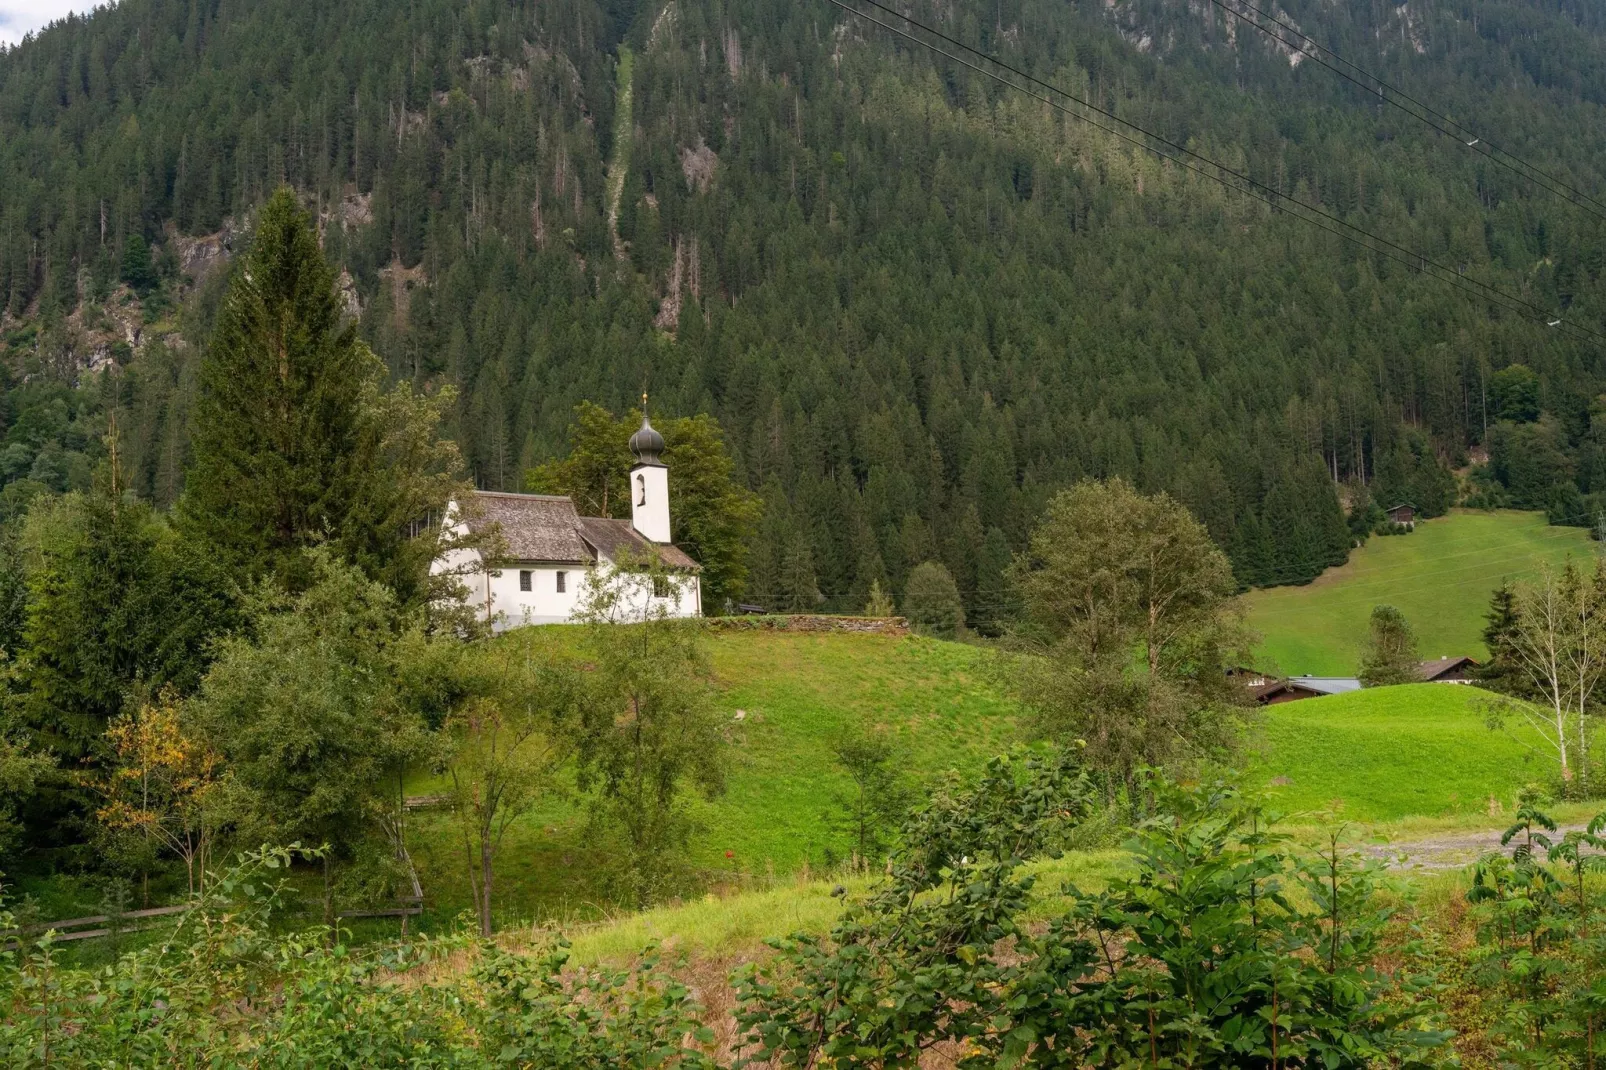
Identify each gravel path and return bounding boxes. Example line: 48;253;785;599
1361;824;1589;871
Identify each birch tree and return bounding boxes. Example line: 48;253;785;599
1491;562;1606;794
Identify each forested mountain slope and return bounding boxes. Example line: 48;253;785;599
2;0;1605;616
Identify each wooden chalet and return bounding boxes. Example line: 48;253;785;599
1251;676;1362;705
1419;655;1479;683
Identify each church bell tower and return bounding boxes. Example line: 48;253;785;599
629;401;671;543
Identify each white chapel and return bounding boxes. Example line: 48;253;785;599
433;413;702;628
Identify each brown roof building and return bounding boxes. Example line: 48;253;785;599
1419;656;1479;683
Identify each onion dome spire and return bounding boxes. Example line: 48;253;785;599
630;393;665;465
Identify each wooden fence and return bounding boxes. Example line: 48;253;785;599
1;903;193;949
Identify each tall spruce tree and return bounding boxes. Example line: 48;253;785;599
180;187;466;604
1476;583;1528;697
181;187;374;588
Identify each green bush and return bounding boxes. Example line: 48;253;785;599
0;846;718;1068
735;767;1449;1068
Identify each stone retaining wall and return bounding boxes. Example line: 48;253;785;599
705;614;909;636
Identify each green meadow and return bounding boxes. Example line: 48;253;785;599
402;630;1022;926
1252;683;1556;823
31;628;1575;954
399;626;1566;931
1243;510;1593;677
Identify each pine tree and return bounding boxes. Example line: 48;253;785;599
1476;583;1526;696
973;526;1015;635
179;187;382;590
1357;605;1421;687
863;579;895;617
119;234;158;295
778;529;822;613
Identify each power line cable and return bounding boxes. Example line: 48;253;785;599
827;0;1606;344
1200;0;1606;224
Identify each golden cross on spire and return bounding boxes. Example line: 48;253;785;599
642;391;648;412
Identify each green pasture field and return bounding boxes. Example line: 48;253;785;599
401;629;1022;929
1243;510;1593;678
19;631;1585;953
1252;683;1561;823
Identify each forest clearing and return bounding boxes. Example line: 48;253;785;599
1244;510;1595;676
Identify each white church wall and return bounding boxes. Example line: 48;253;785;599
582;560;701;623
482;563;587;629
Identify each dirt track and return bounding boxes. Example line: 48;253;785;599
1362;824;1588;871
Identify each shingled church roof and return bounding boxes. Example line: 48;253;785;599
462;491;699;569
576;516;699;570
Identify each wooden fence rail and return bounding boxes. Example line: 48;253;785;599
7;844;429;946
1;903;194;948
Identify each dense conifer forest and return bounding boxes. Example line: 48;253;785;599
2;0;1605;617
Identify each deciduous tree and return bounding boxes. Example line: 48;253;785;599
824;731;914;867
1009;479;1249;799
573;564;725;907
1482;563;1606;795
442;643;578;936
187;552;434;927
902;560;963;638
98;690;222;897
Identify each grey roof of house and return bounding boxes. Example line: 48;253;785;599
576;516;700;570
464;492;592;563
463;491;700;570
1289;677;1363;695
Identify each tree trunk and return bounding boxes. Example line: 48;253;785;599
479;823;494;937
323;852;335;938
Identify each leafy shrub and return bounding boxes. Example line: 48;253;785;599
0;846;717;1068
735;768;1449;1068
1461;802;1606;1064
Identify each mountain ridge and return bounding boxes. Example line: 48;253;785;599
1;0;1603;617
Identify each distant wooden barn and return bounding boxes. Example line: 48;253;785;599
1386;503;1416;526
1252;679;1328;705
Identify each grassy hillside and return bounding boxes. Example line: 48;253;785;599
1253;683;1556;822
557;680;1573;966
403;630;1021;925
1243;511;1593;677
28;629;1568;945
398;629;1572;929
